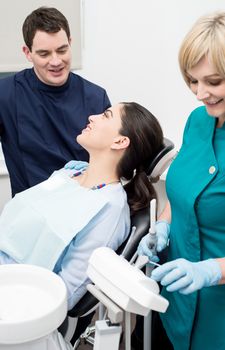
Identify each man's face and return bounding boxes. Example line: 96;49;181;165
23;29;72;86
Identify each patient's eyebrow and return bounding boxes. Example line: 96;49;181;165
105;109;113;118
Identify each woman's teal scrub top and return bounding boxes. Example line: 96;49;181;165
161;106;225;350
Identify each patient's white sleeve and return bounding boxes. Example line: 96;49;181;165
57;184;130;310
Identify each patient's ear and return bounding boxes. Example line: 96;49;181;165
111;136;130;150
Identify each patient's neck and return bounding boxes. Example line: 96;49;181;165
77;154;119;189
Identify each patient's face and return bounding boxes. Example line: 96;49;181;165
77;104;123;151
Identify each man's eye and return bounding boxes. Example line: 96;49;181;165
39;53;48;57
57;49;67;54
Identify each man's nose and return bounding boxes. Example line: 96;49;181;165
49;53;62;66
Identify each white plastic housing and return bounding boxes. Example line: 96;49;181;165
87;247;169;316
0;264;67;344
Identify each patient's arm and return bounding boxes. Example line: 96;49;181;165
57;200;130;310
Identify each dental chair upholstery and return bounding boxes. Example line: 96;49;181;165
60;138;175;343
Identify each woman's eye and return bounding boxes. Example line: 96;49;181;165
208;80;222;86
190;80;198;85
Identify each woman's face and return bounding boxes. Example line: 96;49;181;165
77;104;124;151
188;56;225;126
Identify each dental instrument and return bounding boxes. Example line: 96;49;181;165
134;198;158;269
149;260;161;267
121;226;137;257
148;198;157;255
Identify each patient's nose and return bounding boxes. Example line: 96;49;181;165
88;114;99;122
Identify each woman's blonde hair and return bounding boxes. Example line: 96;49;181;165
179;12;225;85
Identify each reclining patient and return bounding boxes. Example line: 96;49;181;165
0;102;163;310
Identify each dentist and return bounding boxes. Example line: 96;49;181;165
138;12;225;350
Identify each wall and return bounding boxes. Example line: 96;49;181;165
0;0;82;72
77;0;225;148
1;0;225;210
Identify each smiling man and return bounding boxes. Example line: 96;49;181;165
23;29;72;87
0;7;110;196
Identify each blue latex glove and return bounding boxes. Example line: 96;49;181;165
137;220;170;262
64;160;88;171
151;258;222;294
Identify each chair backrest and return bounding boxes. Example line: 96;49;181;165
147;138;175;180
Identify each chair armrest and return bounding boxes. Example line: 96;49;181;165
68;291;98;318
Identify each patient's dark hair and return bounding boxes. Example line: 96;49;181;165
117;102;164;214
22;7;70;51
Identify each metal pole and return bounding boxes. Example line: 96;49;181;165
144;265;154;350
125;311;131;350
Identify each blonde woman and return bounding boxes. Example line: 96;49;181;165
139;12;225;350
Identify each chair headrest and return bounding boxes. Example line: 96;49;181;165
146;138;176;181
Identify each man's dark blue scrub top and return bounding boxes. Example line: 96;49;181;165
0;69;111;196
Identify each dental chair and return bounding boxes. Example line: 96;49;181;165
60;138;176;348
0;139;175;350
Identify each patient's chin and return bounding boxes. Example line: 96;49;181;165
76;134;82;144
76;134;89;151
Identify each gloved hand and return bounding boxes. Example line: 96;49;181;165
151;258;222;294
64;160;88;171
137;220;170;262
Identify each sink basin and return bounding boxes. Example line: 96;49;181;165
0;264;67;344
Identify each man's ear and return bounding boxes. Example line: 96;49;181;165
22;46;33;62
111;136;130;150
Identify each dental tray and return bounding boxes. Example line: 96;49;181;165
87;247;169;316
